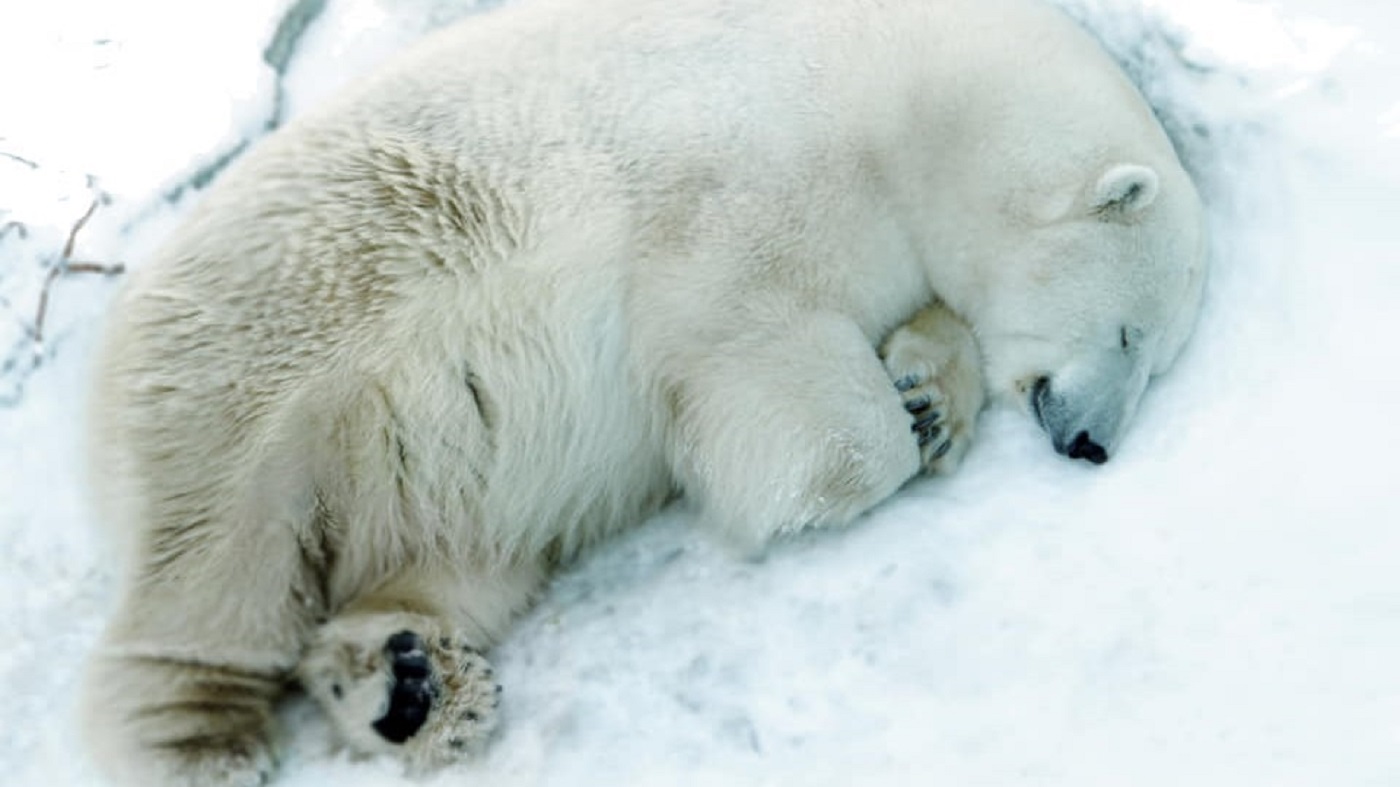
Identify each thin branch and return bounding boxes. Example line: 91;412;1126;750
0;150;40;169
31;267;63;348
66;261;126;275
30;191;126;352
62;196;101;259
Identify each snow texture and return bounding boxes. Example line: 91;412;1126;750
2;0;1397;784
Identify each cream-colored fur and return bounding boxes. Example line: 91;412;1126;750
80;0;1205;783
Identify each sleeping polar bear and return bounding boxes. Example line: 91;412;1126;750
81;0;1206;782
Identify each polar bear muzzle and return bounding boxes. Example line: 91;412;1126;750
1030;374;1137;465
1032;377;1106;464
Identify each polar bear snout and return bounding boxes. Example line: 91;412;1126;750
1031;376;1120;465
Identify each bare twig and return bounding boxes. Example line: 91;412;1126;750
0;150;40;169
31;266;63;349
30;191;126;352
0;220;26;240
61;196;101;259
66;262;126;275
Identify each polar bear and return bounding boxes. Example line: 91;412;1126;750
80;0;1205;783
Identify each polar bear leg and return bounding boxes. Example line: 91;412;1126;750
83;649;283;787
298;560;542;771
81;509;318;786
670;311;923;551
879;300;987;475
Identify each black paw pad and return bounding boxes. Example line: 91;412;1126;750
373;631;439;744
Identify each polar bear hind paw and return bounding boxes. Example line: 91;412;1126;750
299;618;501;770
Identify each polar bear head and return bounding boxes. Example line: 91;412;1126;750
969;162;1207;464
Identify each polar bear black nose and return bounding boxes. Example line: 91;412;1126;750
1066;431;1109;465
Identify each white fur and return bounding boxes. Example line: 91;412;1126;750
80;0;1206;783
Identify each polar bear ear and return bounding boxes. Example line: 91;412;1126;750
1091;164;1160;219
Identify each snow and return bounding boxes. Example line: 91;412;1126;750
2;0;1397;784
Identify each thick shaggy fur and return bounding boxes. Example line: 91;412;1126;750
80;0;1205;783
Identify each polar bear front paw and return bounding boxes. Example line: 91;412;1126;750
299;618;501;771
892;372;962;469
880;302;986;475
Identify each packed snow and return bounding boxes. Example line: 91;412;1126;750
1;0;1397;784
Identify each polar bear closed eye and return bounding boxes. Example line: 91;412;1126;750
79;0;1206;784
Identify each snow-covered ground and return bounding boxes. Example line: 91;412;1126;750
2;0;1397;784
